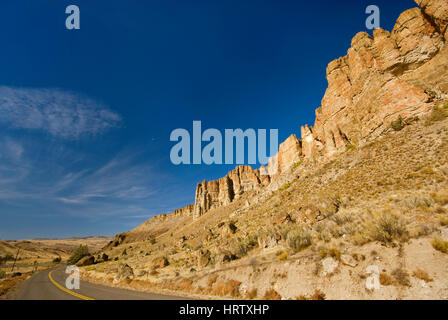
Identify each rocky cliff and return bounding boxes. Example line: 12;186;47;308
138;0;448;222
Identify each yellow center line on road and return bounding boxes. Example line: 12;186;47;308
48;271;95;300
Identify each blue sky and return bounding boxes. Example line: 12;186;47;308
0;0;415;239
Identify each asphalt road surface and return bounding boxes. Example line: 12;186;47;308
14;266;187;300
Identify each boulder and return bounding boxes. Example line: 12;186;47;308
321;257;339;276
221;222;238;237
258;234;278;249
115;264;134;283
153;256;169;269
197;249;211;268
220;250;238;263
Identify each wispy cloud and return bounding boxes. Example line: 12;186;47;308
0;138;29;185
0;86;121;139
54;152;157;205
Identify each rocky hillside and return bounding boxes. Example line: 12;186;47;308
84;0;448;300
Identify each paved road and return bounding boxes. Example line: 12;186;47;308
14;266;187;300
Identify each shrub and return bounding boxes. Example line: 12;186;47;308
149;236;156;245
431;190;448;206
263;288;282;300
246;233;259;247
292;161;302;170
277;251;288;261
231;236;257;257
286;227;312;252
122;249;127;256
177;279;194;292
319;248;341;261
52;256;61;264
245;288;257;300
425;102;448;125
379;273;394;286
67;245;89;265
391;116;405;131
279;182;291;192
0;270;6;279
440;216;448;226
369;213;408;243
432;238;448;254
345;144;357;152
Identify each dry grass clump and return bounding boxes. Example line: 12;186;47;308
431;238;448;254
286;226;312;252
368;213;408;243
319;248;341;261
245;288;257;300
391;268;411;287
379;273;395;286
263;288;282;300
412;269;433;282
296;289;326;300
211;279;241;298
206;274;218;288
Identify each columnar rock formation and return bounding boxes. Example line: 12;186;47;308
138;0;448;222
173;204;194;216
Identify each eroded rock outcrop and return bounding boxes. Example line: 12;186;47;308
302;0;448;156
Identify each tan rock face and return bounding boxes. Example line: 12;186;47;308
173;204;194;216
192;135;303;218
193;165;267;219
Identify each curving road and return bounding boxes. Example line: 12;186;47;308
14;266;187;300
